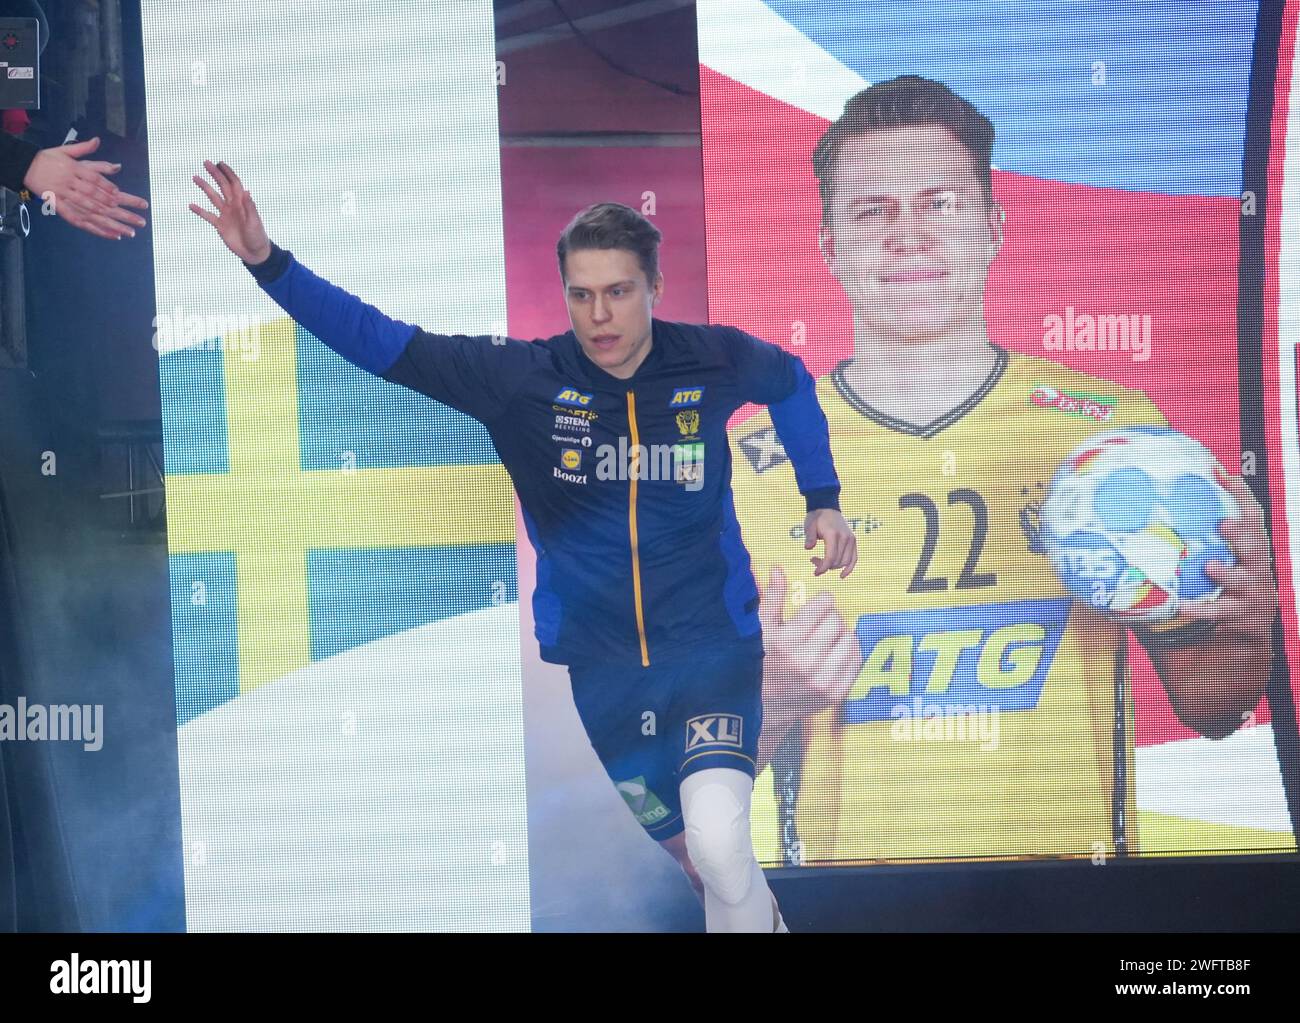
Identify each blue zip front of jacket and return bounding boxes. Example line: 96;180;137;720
244;243;841;668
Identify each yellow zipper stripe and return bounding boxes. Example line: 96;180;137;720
626;390;650;667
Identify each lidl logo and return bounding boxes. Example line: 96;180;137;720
843;598;1072;723
669;386;705;408
554;387;594;407
561;448;582;470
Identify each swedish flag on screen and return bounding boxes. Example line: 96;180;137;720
144;0;530;932
161;318;517;724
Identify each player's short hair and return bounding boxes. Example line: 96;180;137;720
812;75;996;221
556;202;662;286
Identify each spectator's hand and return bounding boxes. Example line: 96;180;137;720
757;565;862;727
804;508;858;578
22;136;149;241
189;160;271;264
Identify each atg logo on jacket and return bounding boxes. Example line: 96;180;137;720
669;386;705;407
554;387;594;408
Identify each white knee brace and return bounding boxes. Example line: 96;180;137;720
681;768;757;906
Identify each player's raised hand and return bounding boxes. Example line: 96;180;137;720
804;508;858;578
757;565;862;725
1177;470;1278;645
189;159;272;264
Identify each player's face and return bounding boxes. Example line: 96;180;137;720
563;248;663;379
818;125;1004;344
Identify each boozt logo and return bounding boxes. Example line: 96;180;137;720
553;466;587;485
685;713;743;751
842;598;1072;724
669;386;705;408
554;387;594;408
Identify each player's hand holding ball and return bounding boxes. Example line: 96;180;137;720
188;159;272;264
1175;469;1278;645
1041;427;1277;640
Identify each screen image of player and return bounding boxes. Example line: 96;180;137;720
697;0;1299;866
142;1;530;929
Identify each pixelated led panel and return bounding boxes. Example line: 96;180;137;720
142;0;529;930
696;0;1294;865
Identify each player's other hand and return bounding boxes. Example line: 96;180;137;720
189;160;272;264
1177;470;1278;646
23;136;149;241
757;565;862;726
804;508;858;578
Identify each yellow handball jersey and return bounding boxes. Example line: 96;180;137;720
730;347;1169;866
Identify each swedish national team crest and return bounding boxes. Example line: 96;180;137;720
675;409;700;438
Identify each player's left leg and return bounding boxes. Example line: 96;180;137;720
681;766;785;932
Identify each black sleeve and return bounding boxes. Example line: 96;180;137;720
0;133;40;194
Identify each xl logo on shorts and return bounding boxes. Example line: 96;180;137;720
685;713;743;751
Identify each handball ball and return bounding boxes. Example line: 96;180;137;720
1041;427;1239;623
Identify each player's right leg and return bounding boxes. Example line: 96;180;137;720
658;830;705;903
568;659;695;891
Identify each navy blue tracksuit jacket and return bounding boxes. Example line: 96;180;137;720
245;243;841;668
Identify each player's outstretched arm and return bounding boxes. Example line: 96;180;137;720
190;160;534;422
189;160;416;376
